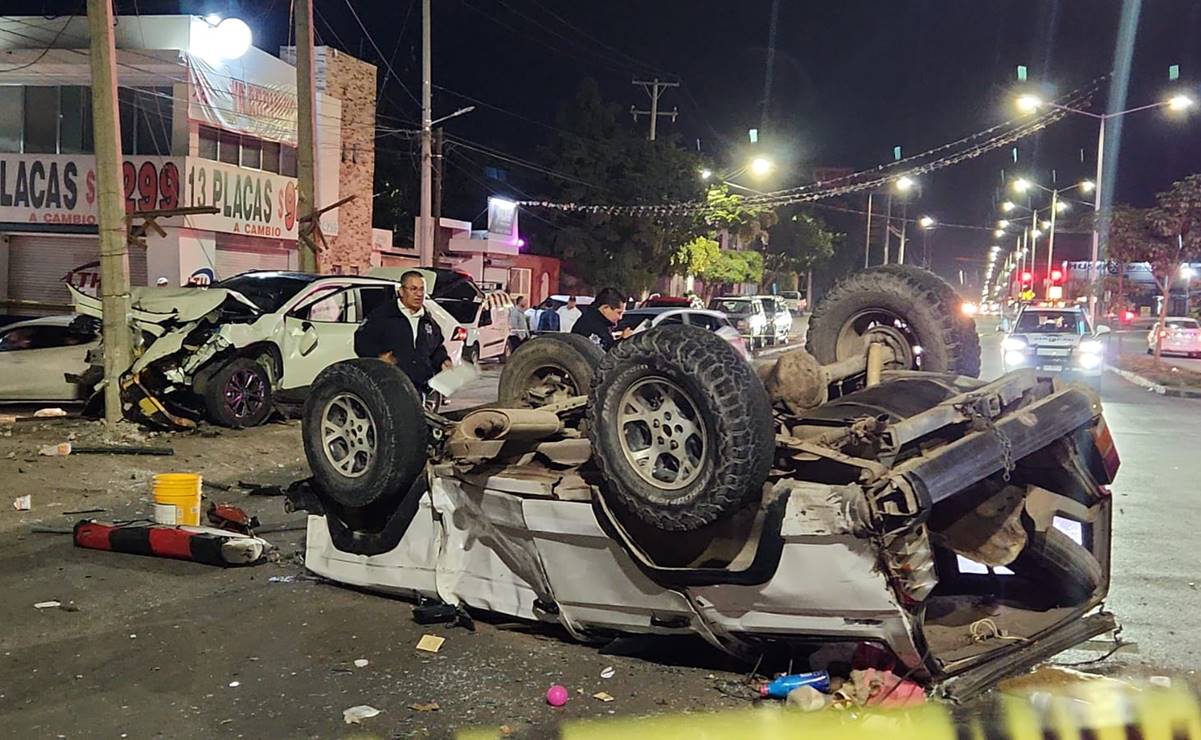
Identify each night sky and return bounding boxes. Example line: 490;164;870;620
19;0;1201;279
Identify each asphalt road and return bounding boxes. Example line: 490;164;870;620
979;320;1201;679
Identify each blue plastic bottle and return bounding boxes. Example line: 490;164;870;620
759;671;831;699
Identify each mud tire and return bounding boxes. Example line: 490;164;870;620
806;264;981;377
1008;526;1103;607
498;333;605;407
302;359;429;510
588;324;774;531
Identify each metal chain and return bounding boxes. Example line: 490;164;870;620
960;399;1016;482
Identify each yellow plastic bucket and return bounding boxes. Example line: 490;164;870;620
152;473;202;526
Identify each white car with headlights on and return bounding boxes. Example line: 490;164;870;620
999;306;1109;388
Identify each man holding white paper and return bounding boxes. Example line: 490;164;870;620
354;271;452;394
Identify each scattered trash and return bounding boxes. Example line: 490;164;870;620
592;691;615;703
34;601;62;609
786;685;829;712
999;665;1126;695
38;442;72;457
760;671;831;699
206;503;260;535
0;414;18;424
33;407;68;418
1150;676;1173;689
546;684;570;707
12;495;31;511
267;575;321;584
409;701;440;712
353;659;369;669
412;601;475;631
62;508;106;516
600;666;615;679
343;705;381;724
228;681;240;688
416;634;445;653
71;445;174;456
833;668;926;708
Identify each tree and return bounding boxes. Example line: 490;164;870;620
541;80;706;293
763;208;839;274
1107;174;1201;364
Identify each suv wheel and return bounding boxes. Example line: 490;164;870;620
205;357;273;427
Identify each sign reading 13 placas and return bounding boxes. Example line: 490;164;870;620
183;159;298;239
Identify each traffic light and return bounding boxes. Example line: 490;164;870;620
1050;268;1063;283
1021;271;1033;284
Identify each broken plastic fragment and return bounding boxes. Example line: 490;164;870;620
12;495;31;511
34;601;61;609
416;634;445;653
343;705;381;724
592;691;615;703
38;442;72;456
600;666;615;679
354;659;369;668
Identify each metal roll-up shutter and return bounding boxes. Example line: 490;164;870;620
214;234;295;280
7;235;148;315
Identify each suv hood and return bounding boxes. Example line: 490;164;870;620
70;285;262;330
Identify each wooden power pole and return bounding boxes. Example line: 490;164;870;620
86;0;132;426
294;0;319;272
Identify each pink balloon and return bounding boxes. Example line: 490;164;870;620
546;684;570;707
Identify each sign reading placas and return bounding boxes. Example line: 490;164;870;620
183;159;298;239
0;154;181;226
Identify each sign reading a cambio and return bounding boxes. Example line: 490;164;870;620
0;154;181;226
182;159;298;239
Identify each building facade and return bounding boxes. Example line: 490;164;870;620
0;15;376;317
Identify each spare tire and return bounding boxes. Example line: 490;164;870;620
498;333;605;407
588;324;775;532
806;265;981;377
302;359;429;510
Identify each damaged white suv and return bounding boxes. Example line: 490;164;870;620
287;265;1121;700
70;271;461;428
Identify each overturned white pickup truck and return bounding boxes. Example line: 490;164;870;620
286;266;1120;700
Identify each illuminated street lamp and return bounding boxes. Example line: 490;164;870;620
895;176;915;192
1055;200;1070;212
998;219;1010;228
1002;201;1016;212
699;168;713;180
994;229;1006;238
749;157;774;177
918;215;935;228
1013;178;1032;194
1014;89;1196;320
1079;179;1095;193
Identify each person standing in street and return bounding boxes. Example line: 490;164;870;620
571;287;631;350
556;295;582;333
508;295;531;353
354;270;452;393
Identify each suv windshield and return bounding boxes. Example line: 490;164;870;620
1015;310;1089;335
759;298;778;316
710;298;752;315
213;273;318;313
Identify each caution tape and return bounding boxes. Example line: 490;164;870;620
459;685;1201;740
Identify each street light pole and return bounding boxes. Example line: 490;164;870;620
1046;188;1059;297
864;192;873;268
1086;115;1106;323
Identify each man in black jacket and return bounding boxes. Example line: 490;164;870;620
354;271;452;391
570;286;631;351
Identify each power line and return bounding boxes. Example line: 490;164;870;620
446;135;606;191
0;14;74;72
336;0;421;110
522;0;674;77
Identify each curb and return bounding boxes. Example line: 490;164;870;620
1104;364;1201;398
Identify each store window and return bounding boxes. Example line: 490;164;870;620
280;144;297;177
218;130;240;164
241;136;262;169
59;86;92;154
0;87;21;153
262;140;281;173
198;125;219;160
23;87;59;153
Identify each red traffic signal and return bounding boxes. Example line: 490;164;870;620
1050;268;1063;283
1021;271;1033;283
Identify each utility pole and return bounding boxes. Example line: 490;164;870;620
87;0;131;426
294;0;318;272
431;128;444;265
630;78;679;141
882;193;893;264
898;202;908;264
418;0;435;266
1046;188;1059;298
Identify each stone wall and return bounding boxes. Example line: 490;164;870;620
319;49;377;274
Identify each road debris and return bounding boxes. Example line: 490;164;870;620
833;668;926;708
546;685;569;706
786;685;829;711
600;666;615;679
760;672;831;699
70;445;174;456
267;574;321;584
34;601;62;609
12;495;31;511
412;601;475;630
1150;676;1172;689
416;634;446;653
592;691;615;703
205;503;260;535
33;408;68;418
409;701;440;712
38;443;72;456
342;705;382;724
74;521;270;567
353;659;369;668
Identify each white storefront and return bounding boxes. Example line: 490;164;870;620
0;15;344;315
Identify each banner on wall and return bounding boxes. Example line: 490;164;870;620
0;154;181;226
187;53;299;147
181;158;299;239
